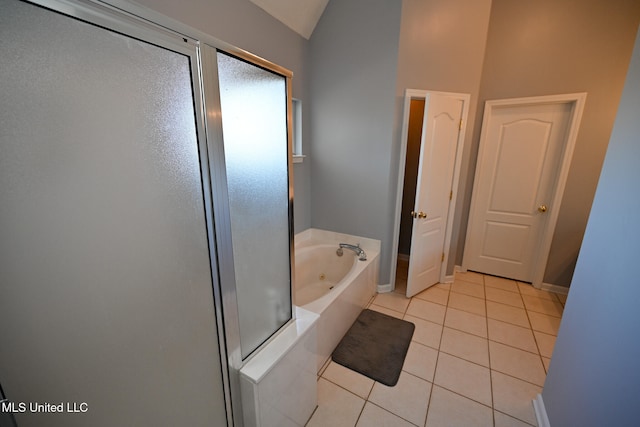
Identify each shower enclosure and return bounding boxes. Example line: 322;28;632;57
0;0;294;425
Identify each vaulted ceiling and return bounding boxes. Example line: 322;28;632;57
250;0;330;39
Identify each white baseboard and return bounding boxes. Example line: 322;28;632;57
533;393;551;427
440;265;465;283
377;283;393;293
540;282;570;295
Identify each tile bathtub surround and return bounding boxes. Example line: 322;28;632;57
307;272;567;427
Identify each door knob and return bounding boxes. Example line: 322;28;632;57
411;211;427;219
538;205;548;213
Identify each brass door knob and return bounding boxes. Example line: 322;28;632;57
411;211;427;219
538;205;548;213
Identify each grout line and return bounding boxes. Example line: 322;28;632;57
490;367;546;388
366;401;421;427
440;323;487;340
425;285;448;427
399;369;432;383
318;356;331;377
424;380;435;426
432;383;494;410
437;346;490;370
304;404;319;427
319;375;370;404
494;408;538;427
352;398;366;427
369;304;406;317
486;337;544;356
532;330;548;374
520;285;555;376
481;274;496;427
366;293;376;307
413;294;449;307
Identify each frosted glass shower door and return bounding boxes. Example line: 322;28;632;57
0;1;227;426
217;52;292;359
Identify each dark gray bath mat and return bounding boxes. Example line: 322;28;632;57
332;309;415;386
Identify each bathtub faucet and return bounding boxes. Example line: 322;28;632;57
337;243;367;261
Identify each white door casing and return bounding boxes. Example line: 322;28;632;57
463;94;586;285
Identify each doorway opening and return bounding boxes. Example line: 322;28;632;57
395;98;426;295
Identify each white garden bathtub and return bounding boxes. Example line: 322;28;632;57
294;228;380;372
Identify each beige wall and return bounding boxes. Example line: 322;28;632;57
394;0;492;276
461;0;640;286
394;0;639;287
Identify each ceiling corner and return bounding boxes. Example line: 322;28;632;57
250;0;329;39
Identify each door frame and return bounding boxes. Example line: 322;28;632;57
462;93;587;288
388;89;470;292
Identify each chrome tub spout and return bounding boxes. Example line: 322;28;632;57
336;243;367;261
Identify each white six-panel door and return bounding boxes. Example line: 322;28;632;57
464;95;585;283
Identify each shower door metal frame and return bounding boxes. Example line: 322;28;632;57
6;0;233;424
25;1;297;426
199;45;295;427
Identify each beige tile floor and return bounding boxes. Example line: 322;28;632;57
306;262;568;427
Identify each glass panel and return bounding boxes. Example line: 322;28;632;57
217;52;292;359
0;1;226;425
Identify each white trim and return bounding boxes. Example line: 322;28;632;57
531;93;586;286
533;394;551;427
443;274;455;284
390;89;470;292
377;283;393;294
540;282;570;295
454;265;466;273
439;92;471;285
292;98;303;159
462;93;587;287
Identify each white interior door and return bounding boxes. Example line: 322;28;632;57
464;96;580;283
406;94;464;297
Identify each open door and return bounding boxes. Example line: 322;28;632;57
402;92;468;297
